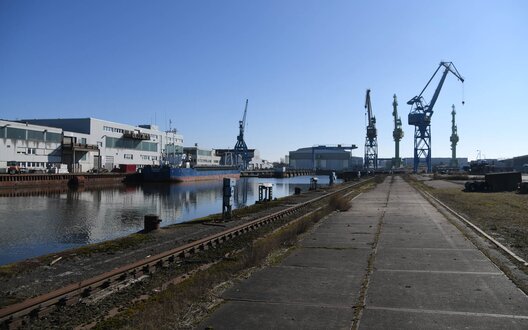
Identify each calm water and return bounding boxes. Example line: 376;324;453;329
0;176;337;265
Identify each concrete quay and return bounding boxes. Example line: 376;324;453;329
200;176;528;329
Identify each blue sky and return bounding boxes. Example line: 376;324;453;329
1;0;527;162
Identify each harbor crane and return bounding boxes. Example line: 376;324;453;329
364;89;378;170
234;99;251;170
450;104;459;168
392;94;404;168
407;61;464;173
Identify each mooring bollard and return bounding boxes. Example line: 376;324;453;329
309;177;318;190
222;178;236;221
258;183;273;202
144;214;162;232
294;187;301;195
329;171;336;185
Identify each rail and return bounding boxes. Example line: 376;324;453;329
0;177;373;327
420;189;528;267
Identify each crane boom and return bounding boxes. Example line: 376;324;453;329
238;99;248;142
428;62;464;114
365;89;373;124
364;89;378;170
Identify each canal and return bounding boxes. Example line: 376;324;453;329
0;176;337;265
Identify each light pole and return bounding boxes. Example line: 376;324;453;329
99;135;106;170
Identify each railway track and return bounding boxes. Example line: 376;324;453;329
0;178;373;328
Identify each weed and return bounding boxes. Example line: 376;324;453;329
329;195;352;211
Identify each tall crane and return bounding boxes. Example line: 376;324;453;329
364;89;378;170
407;61;464;173
392;94;403;168
234;99;251;170
450;104;459;168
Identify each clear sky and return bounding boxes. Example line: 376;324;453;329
1;0;527;162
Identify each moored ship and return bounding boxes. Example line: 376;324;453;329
141;165;240;182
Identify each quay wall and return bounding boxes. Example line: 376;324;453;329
241;169;314;178
0;173;127;189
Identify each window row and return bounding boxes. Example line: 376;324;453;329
141;155;158;161
0;127;62;143
103;126;125;133
105;137;158;152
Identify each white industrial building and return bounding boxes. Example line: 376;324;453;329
0;118;184;173
249;150;273;169
183;145;221;166
0;120;64;173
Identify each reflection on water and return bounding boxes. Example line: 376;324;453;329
0;176;338;265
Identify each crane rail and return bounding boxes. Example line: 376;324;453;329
420;189;528;267
0;178;373;327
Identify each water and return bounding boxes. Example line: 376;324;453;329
0;176;337;265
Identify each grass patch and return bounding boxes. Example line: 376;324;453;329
0;256;55;279
1;234;153;279
75;233;153;256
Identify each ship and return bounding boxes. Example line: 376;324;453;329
141;165;240;182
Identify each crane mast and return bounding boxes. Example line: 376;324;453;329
234;99;251;170
392;94;403;168
407;61;464;173
364;89;378;170
450;104;459;168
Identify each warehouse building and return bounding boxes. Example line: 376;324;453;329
289;145;362;171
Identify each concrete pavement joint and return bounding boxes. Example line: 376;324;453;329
375;269;502;275
377;247;475;251
302;246;370;250
220;297;352;310
351;179;392;330
365;305;528;320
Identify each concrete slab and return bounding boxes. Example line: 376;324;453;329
300;232;374;249
327;212;379;223
378;232;474;249
382;220;462;233
316;221;377;234
222;265;363;305
374;247;499;273
360;307;528;330
282;247;371;271
202;300;353;330
366;270;528;315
